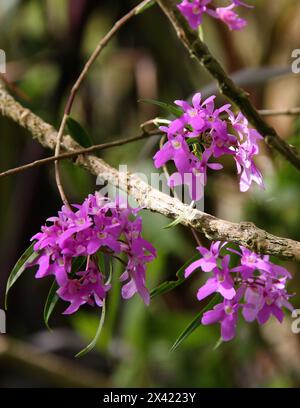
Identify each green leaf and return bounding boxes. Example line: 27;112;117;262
139;99;183;117
151;254;199;298
198;25;204;42
164;201;195;230
43;280;59;330
66;116;92;148
170;294;222;352
187;137;201;146
75;299;106;358
213;337;223;350
97;252;106;274
71;256;87;273
135;0;155;15
75;254;112;357
5;242;39;309
163;214;186;230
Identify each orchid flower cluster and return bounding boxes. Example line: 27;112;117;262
29;193;156;314
185;242;294;341
178;0;252;31
153;92;264;200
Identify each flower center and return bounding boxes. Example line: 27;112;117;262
188;108;198;117
192;5;200;15
97;232;107;239
76;218;86;226
225;305;233;315
89;275;97;284
217;274;225;283
57;258;64;266
132;231;139;239
247;255;256;264
172;140;182;150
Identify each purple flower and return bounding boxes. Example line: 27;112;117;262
242;281;293;324
186;241;294;342
215;5;247;31
175;92;209;133
177;0;211;30
228;112;264;192
231;246;291;279
153;93;264;201
197;255;236;301
202;298;240;341
57;260;111;314
153;135;191;174
178;0;252;31
120;220;156;305
28;193;156;313
185;241;225;276
168;148;223;200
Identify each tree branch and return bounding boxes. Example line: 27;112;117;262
154;0;300;171
1;83;300;260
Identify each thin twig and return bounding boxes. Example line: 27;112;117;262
154;0;300;171
0;130;160;179
54;0;153;207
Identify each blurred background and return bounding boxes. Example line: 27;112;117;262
0;0;300;387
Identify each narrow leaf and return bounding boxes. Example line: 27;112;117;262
163;214;186;230
213;337;223;350
75;299;106;358
139;99;183;117
43;280;59;330
198;25;204;42
151;254;199;298
170;294;222;352
75;254;112;357
5;242;39;309
164;201;195;230
72;256;87;273
66;116;92;148
97;252;106;274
